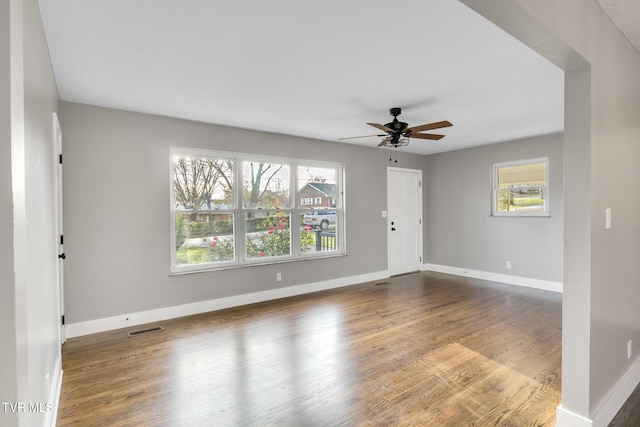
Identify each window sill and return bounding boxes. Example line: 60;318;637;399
170;252;347;276
491;212;551;218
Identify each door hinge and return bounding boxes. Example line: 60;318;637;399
60;235;64;245
59;154;63;164
61;315;65;325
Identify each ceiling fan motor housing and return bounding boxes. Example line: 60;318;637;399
386;107;409;134
385;119;409;133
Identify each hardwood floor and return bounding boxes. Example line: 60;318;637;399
57;271;562;426
610;381;640;426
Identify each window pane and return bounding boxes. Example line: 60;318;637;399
297;166;338;208
497;162;546;188
242;161;290;209
246;211;291;258
173;156;233;210
496;188;546;213
175;212;235;265
301;211;338;253
493;159;548;216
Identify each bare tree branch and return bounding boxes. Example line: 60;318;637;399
174;157;233;210
246;163;284;208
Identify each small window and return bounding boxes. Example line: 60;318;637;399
492;158;549;216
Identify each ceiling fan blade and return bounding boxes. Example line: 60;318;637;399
409;133;446;141
338;134;386;141
377;137;391;147
367;122;395;133
405;120;453;133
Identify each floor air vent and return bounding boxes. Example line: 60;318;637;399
128;326;164;337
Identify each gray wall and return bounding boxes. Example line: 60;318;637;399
1;0;61;425
23;0;62;422
425;133;563;282
60;101;567;326
59;102;429;324
0;0;20;421
516;0;640;420
464;0;640;422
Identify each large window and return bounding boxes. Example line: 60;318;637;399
171;148;344;273
492;158;549;216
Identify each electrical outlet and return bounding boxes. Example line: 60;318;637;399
628;340;633;359
605;208;612;229
506;261;512;270
276;272;282;282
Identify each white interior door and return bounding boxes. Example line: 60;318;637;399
53;113;65;344
387;167;423;276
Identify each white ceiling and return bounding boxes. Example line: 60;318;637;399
38;0;566;155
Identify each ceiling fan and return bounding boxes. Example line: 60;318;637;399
339;107;452;147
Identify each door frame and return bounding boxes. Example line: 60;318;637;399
387;166;423;276
52;112;65;344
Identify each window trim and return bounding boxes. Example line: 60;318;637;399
170;148;345;274
491;157;550;217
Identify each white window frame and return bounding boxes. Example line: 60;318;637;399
170;148;345;274
491;157;550;217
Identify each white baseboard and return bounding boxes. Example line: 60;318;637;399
45;355;63;427
590;355;640;426
423;263;563;293
556;405;593;427
66;270;389;338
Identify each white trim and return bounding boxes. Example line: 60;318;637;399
52;112;65;344
45;355;63;427
555;405;593;427
66;270;389;338
423;263;562;293
590;355;640;426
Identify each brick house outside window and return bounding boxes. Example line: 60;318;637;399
299;183;336;208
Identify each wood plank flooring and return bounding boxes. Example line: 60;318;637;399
610;381;640;426
57;271;562;426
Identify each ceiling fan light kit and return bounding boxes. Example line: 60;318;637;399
340;107;452;150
